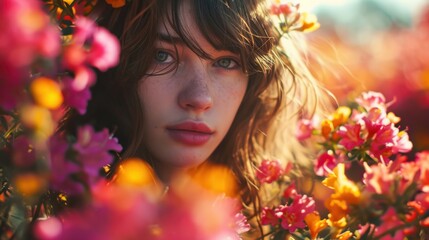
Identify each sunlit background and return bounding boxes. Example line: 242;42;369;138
298;0;429;153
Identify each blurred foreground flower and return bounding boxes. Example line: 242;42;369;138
35;161;248;240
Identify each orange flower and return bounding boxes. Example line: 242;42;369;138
323;164;361;231
304;212;328;239
105;0;126;8
321;119;334;139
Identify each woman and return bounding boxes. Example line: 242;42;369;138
62;0;332;236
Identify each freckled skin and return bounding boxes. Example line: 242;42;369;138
138;1;248;182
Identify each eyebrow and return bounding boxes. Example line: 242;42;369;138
157;33;184;45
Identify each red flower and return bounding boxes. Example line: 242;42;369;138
279;194;315;232
256;159;284;183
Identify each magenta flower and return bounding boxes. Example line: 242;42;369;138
314;151;337;176
374;207;404;240
73;125;122;184
279;194;315;232
35;182;158;240
0;0;60;109
283;182;299;199
261;207;282;226
49;135;81;194
369;124;397;159
64;17;120;72
86;27;120;71
256;159;284;183
61;75;92;115
355;91;386;112
337;123;365;151
296;118;317;141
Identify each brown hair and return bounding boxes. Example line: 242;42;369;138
62;0;333;235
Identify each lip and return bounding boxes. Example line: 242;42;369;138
166;121;214;146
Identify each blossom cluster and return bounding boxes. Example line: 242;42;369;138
256;91;429;239
0;0;120;237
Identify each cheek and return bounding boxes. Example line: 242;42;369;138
218;77;248;109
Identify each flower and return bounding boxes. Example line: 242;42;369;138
304;212;328;239
279;194;315;232
73;125;122;184
363;161;396;196
256;159;284;183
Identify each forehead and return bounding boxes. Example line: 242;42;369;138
157;0;194;35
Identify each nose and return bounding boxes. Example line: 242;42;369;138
178;64;213;113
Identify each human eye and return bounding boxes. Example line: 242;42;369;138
213;57;240;70
154;50;175;64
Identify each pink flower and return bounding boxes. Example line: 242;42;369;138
314;151;337;176
415;151;429;192
369;124;396;159
256;159;284;183
355;91;386;112
337;123;364;151
234;212;251;234
49;135;81;194
374;207;404;240
35;182;158;240
73;125;122;184
363;162;396;196
393;131;412;153
87;27;120;71
279;194;315;232
61;75;93;115
0;0;60;109
283;182;299;199
270;2;296;16
261;207;282;226
65;17;120;72
295;118;316;141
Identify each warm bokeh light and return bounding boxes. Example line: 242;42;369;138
115;158;158;187
14;173;47;197
30;77;63;110
188;163;238;197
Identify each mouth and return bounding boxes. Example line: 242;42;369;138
166;121;214;146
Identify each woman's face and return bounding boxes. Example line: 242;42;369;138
137;1;248;181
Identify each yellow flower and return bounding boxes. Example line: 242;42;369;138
304;212;328;239
323;164;361;205
323;164;361;232
30;77;63;110
331;106;351;128
298;12;320;33
105;0;126;8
